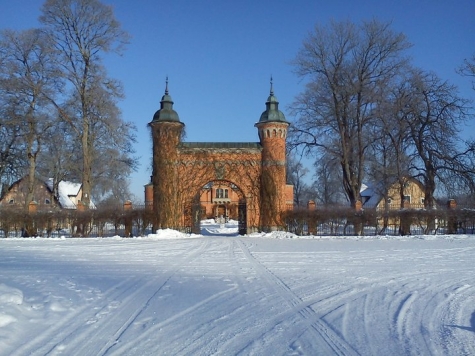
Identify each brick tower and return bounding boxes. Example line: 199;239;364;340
149;79;184;230
255;78;290;230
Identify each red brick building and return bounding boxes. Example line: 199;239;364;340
146;79;293;234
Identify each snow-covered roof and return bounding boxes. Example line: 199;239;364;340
46;178;95;209
360;183;383;208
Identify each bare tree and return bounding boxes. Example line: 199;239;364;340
312;153;346;206
290;19;411;209
0;112;23;194
286;153;310;207
402;69;474;211
458;53;475;90
367;74;414;207
37;119;78;199
40;0;132;207
0;29;60;207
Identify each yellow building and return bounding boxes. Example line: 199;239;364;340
360;177;426;210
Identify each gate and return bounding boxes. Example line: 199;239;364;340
238;201;247;235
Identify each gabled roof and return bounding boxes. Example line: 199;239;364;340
46;179;81;209
360;177;425;208
360;183;382;208
46;178;96;209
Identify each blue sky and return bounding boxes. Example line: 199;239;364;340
1;0;474;202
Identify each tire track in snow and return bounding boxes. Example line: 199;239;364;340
235;239;360;355
168;239;362;355
413;279;474;356
11;277;136;356
105;238;246;355
14;239;210;356
95;238;216;355
168;239;257;355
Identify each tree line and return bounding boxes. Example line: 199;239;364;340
2;5;474;214
287;19;475;210
0;0;136;208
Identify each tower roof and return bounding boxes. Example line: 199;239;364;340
258;77;288;124
152;78;181;123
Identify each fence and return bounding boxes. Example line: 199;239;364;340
0;203;157;238
283;202;475;236
1;200;475;237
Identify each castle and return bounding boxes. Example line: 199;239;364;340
145;79;293;234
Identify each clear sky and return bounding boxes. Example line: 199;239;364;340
1;0;474;202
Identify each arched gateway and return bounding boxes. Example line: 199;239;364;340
145;79;293;234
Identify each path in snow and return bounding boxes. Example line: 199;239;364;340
0;235;474;355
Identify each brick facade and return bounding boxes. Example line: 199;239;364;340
147;81;293;234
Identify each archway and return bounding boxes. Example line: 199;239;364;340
188;180;247;235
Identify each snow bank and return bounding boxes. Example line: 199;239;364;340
0;284;23;329
248;231;299;239
146;228;200;239
0;284;23;305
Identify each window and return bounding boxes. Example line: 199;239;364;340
9;199;14;204
403;195;411;203
420;198;425;204
216;188;229;199
45;199;51;205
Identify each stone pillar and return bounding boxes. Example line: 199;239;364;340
447;199;457;234
28;201;38;214
354;200;364;236
124;200;133;237
400;199;411;236
144;183;153;210
307;200;316;235
74;201;87;237
77;200;86;212
23;201;38;237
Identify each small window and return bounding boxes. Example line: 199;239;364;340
9;199;14;204
216;188;229;199
420;198;425;204
45;199;51;204
387;198;392;204
404;195;411;203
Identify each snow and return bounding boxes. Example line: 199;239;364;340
45;178;81;209
45;178;96;209
1;220;474;355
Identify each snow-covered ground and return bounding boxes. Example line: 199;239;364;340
1;220;474;355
